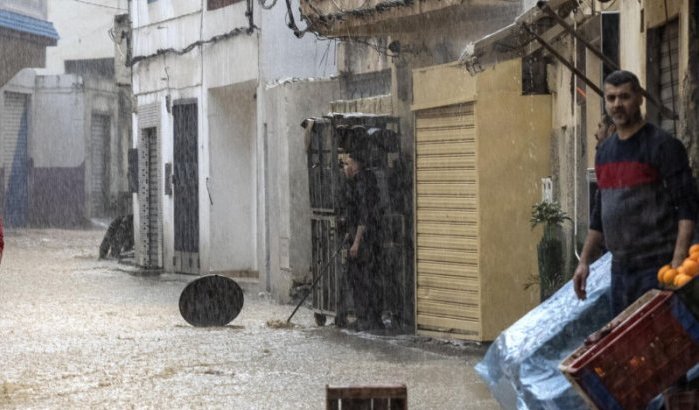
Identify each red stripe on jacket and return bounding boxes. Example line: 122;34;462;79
596;161;660;189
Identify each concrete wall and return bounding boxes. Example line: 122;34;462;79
32;74;85;168
261;78;341;302
258;0;337;80
44;0;126;74
0;0;46;20
208;82;257;273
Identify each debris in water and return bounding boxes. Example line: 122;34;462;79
266;319;296;329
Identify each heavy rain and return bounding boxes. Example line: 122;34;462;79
1;0;698;409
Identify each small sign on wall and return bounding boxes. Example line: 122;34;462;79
541;177;553;203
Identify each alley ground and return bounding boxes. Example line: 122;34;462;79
0;228;497;409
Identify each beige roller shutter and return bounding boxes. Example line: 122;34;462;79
415;103;480;339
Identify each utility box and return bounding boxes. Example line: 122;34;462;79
412;59;552;341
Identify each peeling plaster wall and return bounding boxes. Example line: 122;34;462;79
260;78;341;303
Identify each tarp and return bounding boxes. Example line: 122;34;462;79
475;253;614;409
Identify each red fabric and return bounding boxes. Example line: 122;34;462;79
595;161;660;189
0;217;4;254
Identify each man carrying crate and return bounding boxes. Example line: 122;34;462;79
573;70;699;316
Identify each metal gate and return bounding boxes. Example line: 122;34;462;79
139;127;160;268
415;103;481;339
2;92;29;227
173;102;199;274
90;114;110;217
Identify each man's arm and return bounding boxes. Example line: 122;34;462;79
657;138;699;266
672;219;695;267
573;229;604;300
350;225;365;258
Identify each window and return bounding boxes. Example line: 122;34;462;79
207;0;240;10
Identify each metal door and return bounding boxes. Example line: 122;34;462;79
90;114;110;217
173;102;199;274
139;127;161;268
2;92;29;227
415;103;481;339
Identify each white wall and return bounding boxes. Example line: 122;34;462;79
0;0;47;20
208;82;257;272
258;0;337;81
32;74;85;167
44;0;127;75
260;78;341;301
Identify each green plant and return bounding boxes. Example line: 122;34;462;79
530;201;571;229
531;201;570;301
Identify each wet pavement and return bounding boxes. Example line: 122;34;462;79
0;229;498;409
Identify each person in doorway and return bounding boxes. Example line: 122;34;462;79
573;70;699;316
342;149;384;331
594;113;616;148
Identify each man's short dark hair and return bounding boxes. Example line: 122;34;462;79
604;70;641;93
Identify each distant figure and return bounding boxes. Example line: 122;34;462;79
342;150;383;330
594;113;616;148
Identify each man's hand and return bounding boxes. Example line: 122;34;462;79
349;243;359;258
573;263;590;300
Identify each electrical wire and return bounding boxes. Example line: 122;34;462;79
129;25;259;66
72;0;126;10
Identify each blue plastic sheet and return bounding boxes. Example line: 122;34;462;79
475;253;614;409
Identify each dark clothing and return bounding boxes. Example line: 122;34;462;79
591;123;699;269
610;261;663;316
0;217;3;255
343;169;383;327
591;123;698;316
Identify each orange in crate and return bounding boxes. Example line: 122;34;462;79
560;290;699;409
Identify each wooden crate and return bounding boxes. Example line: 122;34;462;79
326;384;407;410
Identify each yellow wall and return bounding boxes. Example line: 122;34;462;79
475;62;551;340
412;59;550;341
412;62;477;111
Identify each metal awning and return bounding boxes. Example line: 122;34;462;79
460;0;677;120
460;0;579;75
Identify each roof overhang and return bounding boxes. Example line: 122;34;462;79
459;0;580;75
0;9;59;46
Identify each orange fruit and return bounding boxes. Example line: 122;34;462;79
658;264;671;283
683;259;699;277
690;244;699;254
690;251;699;262
675;274;693;288
663;268;679;285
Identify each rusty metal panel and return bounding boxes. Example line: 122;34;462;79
415;103;481;339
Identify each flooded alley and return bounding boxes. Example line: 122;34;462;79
0;229;496;409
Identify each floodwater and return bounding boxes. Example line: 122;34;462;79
0;229;497;409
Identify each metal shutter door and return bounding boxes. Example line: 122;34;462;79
2;92;29;227
659;19;679;134
415;103;481;339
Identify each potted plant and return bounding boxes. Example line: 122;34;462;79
531;201;570;301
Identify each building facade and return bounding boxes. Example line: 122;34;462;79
299;0;555;340
129;0;338;302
